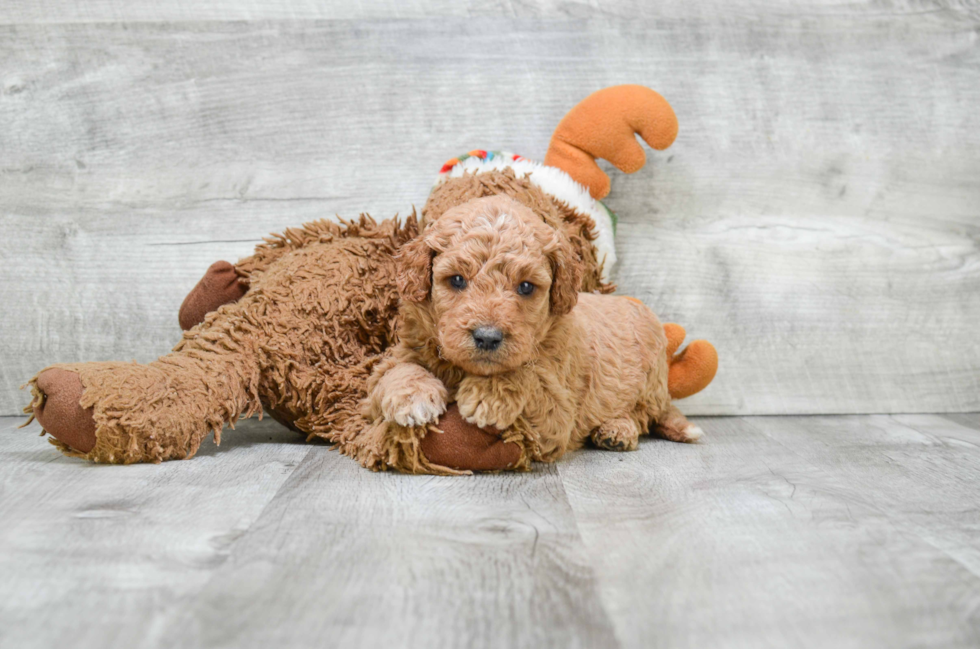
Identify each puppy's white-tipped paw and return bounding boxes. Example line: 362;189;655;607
461;410;491;430
680;424;704;442
391;397;446;427
456;398;488;428
384;389;447;428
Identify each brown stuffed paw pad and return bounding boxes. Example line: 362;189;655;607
420;403;522;472
178;260;249;331
33;368;96;453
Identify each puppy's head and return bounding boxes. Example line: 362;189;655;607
397;195;582;376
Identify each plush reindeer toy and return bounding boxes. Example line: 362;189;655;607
25;85;717;474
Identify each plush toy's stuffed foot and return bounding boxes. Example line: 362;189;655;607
664;323;719;400
544;84;679;200
419;404;523;472
27;368;96;453
178;260;249;331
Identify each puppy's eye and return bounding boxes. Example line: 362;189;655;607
517;281;536;296
449;275;467;290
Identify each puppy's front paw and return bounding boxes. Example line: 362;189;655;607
455;377;522;430
381;379;447;427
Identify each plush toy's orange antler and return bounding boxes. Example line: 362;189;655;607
664;323;718;400
544;85;679;200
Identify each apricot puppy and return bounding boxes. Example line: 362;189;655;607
366;195;701;465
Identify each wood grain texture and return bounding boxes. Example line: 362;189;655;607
2;7;979;416
0;417;309;649
4;0;980;23
155;449;618;649
944;412;980;431
5;413;980;648
2;417;618;649
558;414;980;648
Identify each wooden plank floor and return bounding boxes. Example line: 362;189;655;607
2;413;978;648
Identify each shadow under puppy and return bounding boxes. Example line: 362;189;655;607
365;195;701;470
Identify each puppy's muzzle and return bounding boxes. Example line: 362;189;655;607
472;326;504;352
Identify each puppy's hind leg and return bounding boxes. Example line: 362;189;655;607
591;417;641;452
654;404;703;443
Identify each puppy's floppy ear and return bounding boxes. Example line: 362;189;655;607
396;231;435;302
548;230;583;316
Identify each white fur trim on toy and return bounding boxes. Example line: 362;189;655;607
434;151;617;282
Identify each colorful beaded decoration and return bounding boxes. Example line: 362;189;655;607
436;149;618;233
438;150;523;175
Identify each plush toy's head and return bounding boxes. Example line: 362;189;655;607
397;195;582;376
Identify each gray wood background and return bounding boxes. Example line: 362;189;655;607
1;1;978;417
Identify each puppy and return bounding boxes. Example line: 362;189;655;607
366;195;701;464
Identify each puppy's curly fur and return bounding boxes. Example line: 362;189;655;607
367;195;701;464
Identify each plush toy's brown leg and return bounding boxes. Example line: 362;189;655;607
30;368;96;453
178;261;249;331
419;404;523;472
27;216;423;465
26;311;264;463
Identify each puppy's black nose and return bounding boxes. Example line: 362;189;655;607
472;326;504;351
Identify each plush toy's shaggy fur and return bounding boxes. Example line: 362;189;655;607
366;196;700;465
27;216;417;464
